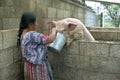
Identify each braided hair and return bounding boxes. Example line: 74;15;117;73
17;12;36;46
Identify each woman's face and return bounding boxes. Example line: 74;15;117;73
29;21;38;31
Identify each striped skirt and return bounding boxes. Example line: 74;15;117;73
24;59;53;80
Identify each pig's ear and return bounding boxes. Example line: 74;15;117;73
68;23;77;31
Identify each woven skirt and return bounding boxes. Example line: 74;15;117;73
24;60;53;80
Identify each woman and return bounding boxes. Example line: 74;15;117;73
17;12;57;80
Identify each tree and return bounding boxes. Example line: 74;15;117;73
101;3;120;27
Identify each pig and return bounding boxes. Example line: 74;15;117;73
48;18;95;46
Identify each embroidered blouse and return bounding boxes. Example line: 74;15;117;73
21;31;48;64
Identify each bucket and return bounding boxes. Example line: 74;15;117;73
48;32;67;53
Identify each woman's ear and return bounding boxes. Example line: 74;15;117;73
68;24;77;31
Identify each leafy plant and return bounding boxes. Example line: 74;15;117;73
102;3;120;27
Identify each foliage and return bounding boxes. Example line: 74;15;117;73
101;3;120;27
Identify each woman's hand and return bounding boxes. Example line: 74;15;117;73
46;27;57;44
48;21;56;28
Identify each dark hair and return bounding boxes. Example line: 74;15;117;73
17;12;36;46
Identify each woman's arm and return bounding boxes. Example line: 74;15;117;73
46;27;57;44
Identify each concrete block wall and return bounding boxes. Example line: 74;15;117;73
0;0;98;31
48;41;120;80
1;27;120;80
0;0;98;80
87;27;120;41
0;0;32;30
0;29;23;80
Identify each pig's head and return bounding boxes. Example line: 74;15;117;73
48;19;77;33
48;19;78;46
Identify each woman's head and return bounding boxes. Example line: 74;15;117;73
20;12;37;30
17;12;37;46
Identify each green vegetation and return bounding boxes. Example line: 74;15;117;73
102;3;120;27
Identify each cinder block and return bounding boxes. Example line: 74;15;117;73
41;7;48;17
65;3;72;10
86;42;109;57
68;40;79;55
0;61;23;80
13;46;22;62
117;32;120;40
107;57;120;74
2;29;18;49
76;56;90;70
29;0;36;12
0;48;13;69
0;67;8;80
0;7;8;18
0;31;2;50
57;9;64;18
7;61;23;79
59;2;65;9
0;7;15;18
72;55;80;68
48;7;56;18
72;7;78;18
64;55;75;68
110;44;120;58
0;19;3;29
12;0;30;16
60;68;78;80
83;71;120;80
47;51;56;65
51;0;60;8
79;41;87;56
90;56;108;72
42;0;51;7
0;0;13;6
78;13;84;20
78;8;83;13
90;31;101;40
90;31;118;41
64;10;71;18
8;7;16;17
73;70;85;80
101;32;118;41
90;55;120;74
2;18;19;29
47;0;52;7
83;71;100;80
